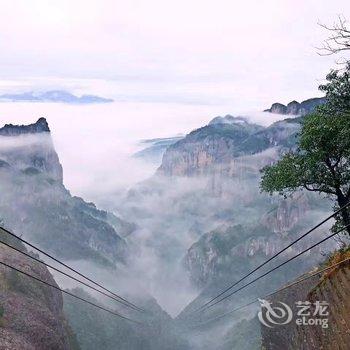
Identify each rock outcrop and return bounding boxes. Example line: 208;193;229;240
157;116;300;177
264;97;326;116
0;117;50;135
183;195;313;289
0;118;133;266
0;118;63;182
0;227;80;350
261;255;350;350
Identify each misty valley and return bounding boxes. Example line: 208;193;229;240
1;1;350;349
0;97;347;349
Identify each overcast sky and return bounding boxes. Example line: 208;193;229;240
0;1;349;198
0;0;349;109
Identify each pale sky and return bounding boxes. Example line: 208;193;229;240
0;0;349;109
0;1;349;199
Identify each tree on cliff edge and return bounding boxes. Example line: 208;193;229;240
260;67;350;235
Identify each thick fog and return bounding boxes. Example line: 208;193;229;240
0;103;347;350
0;101;283;200
0;108;284;317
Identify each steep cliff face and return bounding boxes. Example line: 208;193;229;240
264;97;325;116
157;116;300;177
158;118;264;176
0;228;80;350
183;195;312;289
0;118;63;182
261;195;310;234
0;118;132;266
261;252;350;350
0;119;191;349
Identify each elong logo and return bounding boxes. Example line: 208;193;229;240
258;299;329;329
258;299;293;328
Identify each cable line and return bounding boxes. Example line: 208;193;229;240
193;254;350;328
0;226;145;313
0;259;143;325
190;202;350;315
193;223;350;315
0;238;141;312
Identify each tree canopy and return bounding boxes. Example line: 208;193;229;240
318;63;350;115
261;65;350;235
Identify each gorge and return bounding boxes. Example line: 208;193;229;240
0;101;341;349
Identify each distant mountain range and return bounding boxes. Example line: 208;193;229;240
264;97;325;115
0;90;113;104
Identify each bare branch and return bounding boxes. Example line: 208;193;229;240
318;15;350;59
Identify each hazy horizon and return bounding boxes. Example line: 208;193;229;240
1;1;349;110
1;1;349;200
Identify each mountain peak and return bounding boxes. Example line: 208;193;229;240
209;115;249;126
0;118;63;181
264;97;325;116
34;117;50;131
0;117;50;136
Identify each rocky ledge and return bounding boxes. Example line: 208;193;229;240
0;118;50;136
264;97;325;116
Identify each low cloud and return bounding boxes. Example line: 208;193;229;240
0;133;52;151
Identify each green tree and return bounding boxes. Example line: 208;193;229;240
260;112;350;235
261;61;350;235
318;62;350;115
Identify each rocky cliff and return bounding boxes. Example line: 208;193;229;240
157;116;300;177
183;195;317;289
0;118;191;350
0;227;80;350
0;118;63;181
261;250;350;350
0;118;133;266
264;97;325;116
